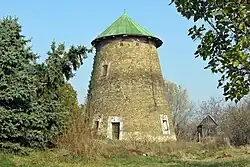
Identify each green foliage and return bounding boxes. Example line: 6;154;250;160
59;83;80;116
0;142;31;155
0;16;41;147
170;0;250;102
0;16;90;149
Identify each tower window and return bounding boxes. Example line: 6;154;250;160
162;119;169;131
160;114;170;135
102;64;108;76
92;114;103;135
94;121;100;131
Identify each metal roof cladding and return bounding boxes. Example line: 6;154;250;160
91;11;163;48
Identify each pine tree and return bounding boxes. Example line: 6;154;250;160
0;17;40;147
0;17;90;149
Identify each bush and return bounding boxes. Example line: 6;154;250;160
56;111;102;161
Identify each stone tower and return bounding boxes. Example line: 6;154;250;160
86;12;176;141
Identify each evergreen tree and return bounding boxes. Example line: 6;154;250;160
0;17;39;147
0;17;90;148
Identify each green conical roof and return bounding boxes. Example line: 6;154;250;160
91;12;162;47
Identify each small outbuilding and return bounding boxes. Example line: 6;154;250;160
197;115;218;142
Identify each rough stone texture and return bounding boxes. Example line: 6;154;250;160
86;36;176;141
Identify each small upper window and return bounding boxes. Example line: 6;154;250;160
162;119;169;131
102;64;108;76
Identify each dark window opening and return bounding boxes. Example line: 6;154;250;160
120;42;123;46
163;119;169;131
102;64;108;76
112;122;120;140
94;121;99;132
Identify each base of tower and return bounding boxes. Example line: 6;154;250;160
109;131;177;142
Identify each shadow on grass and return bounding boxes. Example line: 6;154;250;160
172;159;250;167
103;156;250;167
0;154;61;167
0;155;17;167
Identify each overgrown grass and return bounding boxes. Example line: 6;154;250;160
55;111;232;161
1;146;250;167
8;112;245;166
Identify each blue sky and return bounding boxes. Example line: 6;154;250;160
1;1;223;104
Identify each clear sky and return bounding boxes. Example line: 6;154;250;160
1;0;223;104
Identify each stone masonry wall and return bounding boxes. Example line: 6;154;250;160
87;36;176;141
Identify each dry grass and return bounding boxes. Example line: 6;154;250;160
56;112;101;161
56;112;238;162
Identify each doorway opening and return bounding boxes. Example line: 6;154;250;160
112;122;120;140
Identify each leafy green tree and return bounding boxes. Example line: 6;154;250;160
170;0;250;102
0;16;90;148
